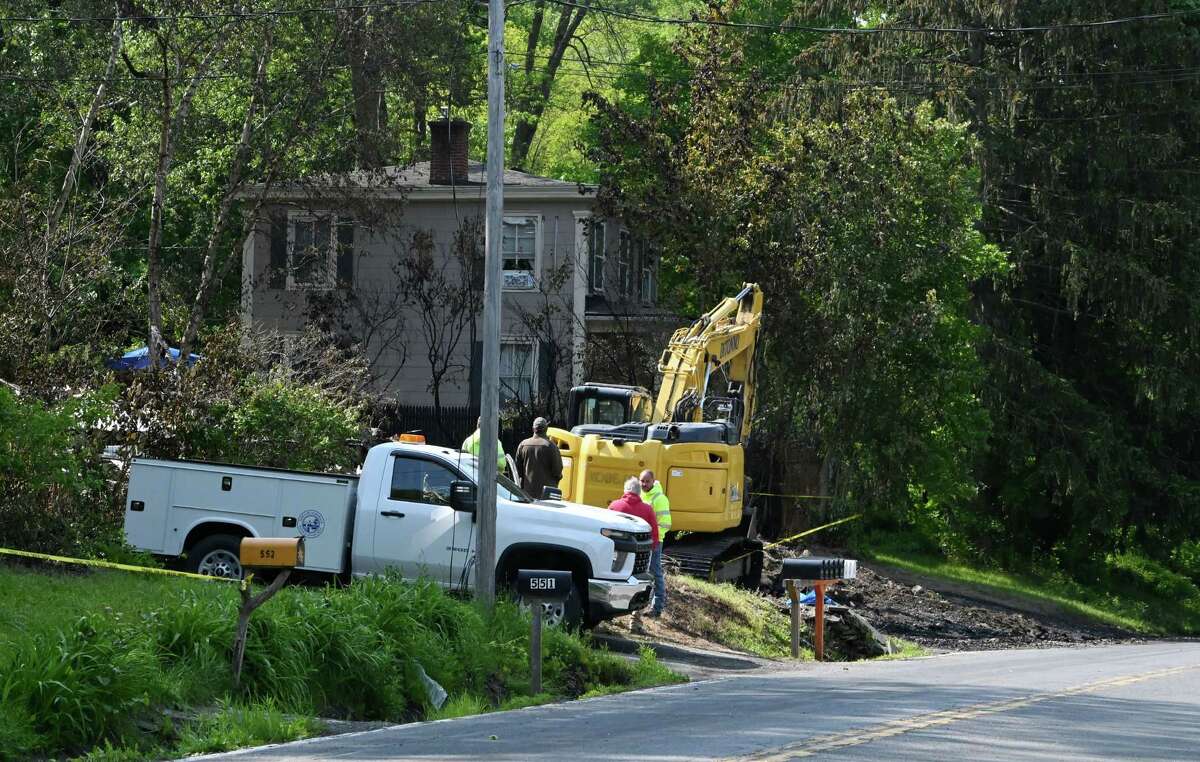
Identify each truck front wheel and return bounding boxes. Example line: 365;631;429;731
188;534;244;579
519;579;583;630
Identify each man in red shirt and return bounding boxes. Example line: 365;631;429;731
608;475;659;545
608;476;660;627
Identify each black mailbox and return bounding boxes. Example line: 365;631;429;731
517;569;573;601
780;557;845;581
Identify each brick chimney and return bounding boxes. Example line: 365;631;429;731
428;118;471;185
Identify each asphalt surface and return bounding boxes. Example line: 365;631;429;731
195;642;1200;761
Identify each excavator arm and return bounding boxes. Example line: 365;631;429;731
653;283;763;444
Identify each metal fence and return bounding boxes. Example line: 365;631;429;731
373;402;537;455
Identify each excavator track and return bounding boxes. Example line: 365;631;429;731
665;533;763;586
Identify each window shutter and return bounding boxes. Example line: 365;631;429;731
336;217;355;288
469;341;483;403
269;212;287;289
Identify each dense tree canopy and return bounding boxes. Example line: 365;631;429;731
1;0;1198;575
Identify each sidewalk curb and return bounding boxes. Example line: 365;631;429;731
590;632;764;670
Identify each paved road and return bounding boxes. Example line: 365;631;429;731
198;642;1200;761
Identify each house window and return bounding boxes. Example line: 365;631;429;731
500;339;536;404
618;230;633;297
640;242;657;304
287;212;337;290
588;220;606;294
502;216;539;290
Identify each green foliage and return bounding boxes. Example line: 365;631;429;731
0;384;125;555
0;564;680;758
864;530;1200;636
800;1;1200;568
587;15;1003;529
122;324;369;472
174;700;322;757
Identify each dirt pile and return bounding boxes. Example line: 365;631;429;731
767;557;1137;652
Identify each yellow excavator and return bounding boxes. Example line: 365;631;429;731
548;283;765;583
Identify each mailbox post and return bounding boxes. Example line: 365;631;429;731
778;558;856;661
232;537;305;687
517;569;573;693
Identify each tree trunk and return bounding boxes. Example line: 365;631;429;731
180;33;273;358
145;31;229;361
510;3;589;170
47;13;124;242
344;7;388;168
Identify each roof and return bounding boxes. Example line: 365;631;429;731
241;161;596;202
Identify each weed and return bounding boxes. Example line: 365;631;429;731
428;694;490;721
1;563;679;759
175;700;321;756
670;576;793;659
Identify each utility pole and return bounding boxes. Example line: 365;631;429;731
476;0;506;611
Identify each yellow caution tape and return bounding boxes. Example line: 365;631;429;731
761;513;863;551
0;546;235;583
716;513;863;568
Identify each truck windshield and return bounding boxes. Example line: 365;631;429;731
453;456;533;503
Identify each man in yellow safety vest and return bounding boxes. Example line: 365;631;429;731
640;469;670;616
462;417;507;473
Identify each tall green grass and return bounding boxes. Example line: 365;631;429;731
0;563;681;760
860;530;1200;635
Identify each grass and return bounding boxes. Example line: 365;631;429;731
0;559;683;760
669;575;799;659
0;563;227;648
860;532;1200;636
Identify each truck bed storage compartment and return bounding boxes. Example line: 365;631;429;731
124;459;358;573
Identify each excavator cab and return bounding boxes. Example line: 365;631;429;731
565;384;653;430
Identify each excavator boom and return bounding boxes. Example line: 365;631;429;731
653;283;763;443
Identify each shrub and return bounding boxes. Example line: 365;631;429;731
120;323;370;473
0;384;122;556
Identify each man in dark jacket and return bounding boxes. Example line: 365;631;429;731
514;416;563;500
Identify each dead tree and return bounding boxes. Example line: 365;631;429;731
399;220;483;439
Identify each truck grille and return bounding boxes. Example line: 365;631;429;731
634;531;651;542
633;550;651;575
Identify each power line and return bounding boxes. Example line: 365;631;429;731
0;0;448;24
542;1;1200;35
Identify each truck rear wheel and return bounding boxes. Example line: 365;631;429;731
188;534;244;579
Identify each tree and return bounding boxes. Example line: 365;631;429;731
585;9;1003;536
796;1;1200;561
399;219;484;437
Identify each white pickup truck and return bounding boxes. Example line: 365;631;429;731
124;440;654;627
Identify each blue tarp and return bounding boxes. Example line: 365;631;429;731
104;346;201;371
783;590;837;608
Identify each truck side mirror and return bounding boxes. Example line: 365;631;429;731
541;486;563;500
449;480;477;514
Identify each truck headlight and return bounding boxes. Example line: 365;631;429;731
601;528;635;541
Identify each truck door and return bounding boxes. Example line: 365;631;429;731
371;455;471;587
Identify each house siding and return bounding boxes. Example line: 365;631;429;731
244;196;608;414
